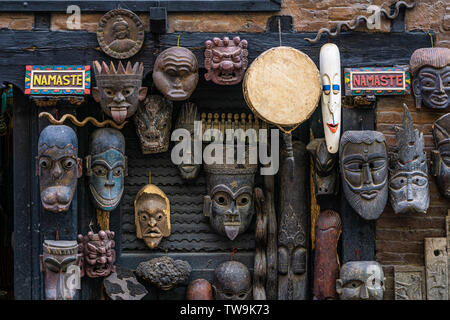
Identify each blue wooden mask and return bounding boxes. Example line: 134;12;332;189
86;128;127;211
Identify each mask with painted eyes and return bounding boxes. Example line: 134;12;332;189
336;261;385;300
339;130;388;220
204;36;248;85
152;47;199;101
410;47;450;110
134;184;170;249
307;138;338;196
134;94;173;154
37;125;82;213
389;104;429;214
92;60;148;124
86;128;127;212
431;112;450;199
320;43;341;154
212;261;252;300
40;240;82;300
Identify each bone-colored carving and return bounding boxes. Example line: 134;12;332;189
394;266;425;300
424;237;448;300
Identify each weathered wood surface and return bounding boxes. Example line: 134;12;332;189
424;237;448;300
394;266;425;300
264;174;277;300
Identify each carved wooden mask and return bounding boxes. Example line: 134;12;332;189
134;94;173;154
432;112;450;199
40;240;81;300
152;47;199;101
204;36;248;85
307;138;338;196
86;128;127;212
389;104;429;214
37;125;82;213
339;131;388;220
92;61;147;124
410;47;450;109
77;230;116;278
336;261;385;300
212;261;252;300
134;184;171;249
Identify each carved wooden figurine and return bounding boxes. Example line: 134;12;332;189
212;261;252;300
134;94;173;154
389;104;429;214
320;43;341;154
204;36;248;85
77;230;116;278
410;47;450;109
307;138;338;196
339;130;388;220
40;240;82;300
186;279;213;300
336;261;385;300
92;60;147;124
152;47;199;101
313;210;342;300
278;141;310;300
37;125;82;213
134;184;171;249
431;113;450;199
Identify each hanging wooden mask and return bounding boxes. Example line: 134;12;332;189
77;230;116;278
339;130;388;220
389;104;429;214
86;128;127;212
37;125;82;213
152;47;199;101
432;112;450;199
307;138;338;196
336;261;385;300
212;261;252;300
40;240;82;300
204;36;248;85
320;43;341;154
174;102;201;180
410;47;450;109
134;184;171;249
92;61;147;124
134;94;173;154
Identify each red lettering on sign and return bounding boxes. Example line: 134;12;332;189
374;76;380;87
395;75;403;87
353;74;360;87
380;75;388;86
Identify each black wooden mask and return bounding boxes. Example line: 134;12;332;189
339;131;388;220
307;138;338;196
212;261;252;300
432;112;450;199
37;125;82;213
389;104;429;214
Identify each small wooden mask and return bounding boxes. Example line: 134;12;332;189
431;112;450;199
134;184;170;249
204;36;248;85
307;138;338;196
212;261;252;300
152;47;199;101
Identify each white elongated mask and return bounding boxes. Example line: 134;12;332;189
320;43;341;154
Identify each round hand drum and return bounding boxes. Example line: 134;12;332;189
243;46;322;130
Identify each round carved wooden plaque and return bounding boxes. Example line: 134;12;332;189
243;46;321;127
97;9;145;59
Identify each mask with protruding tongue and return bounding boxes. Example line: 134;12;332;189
224;225;240;241
224;212;241;240
110;107;128;124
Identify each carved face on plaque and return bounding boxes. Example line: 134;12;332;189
174;102;201;179
40;240;81;300
339;131;388;220
203;153;257;241
432;113;450;198
152;47;199;101
336;261;385;300
86;128;127;212
410;47;450;109
204;36;248;85
93;61;147;124
134;95;173;154
135;184;171;249
77;230;116;278
97;9;145;59
307;138;338;196
37;125;82;213
212;261;252;300
389;104;429;214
